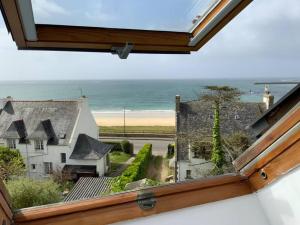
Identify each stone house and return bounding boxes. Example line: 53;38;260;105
175;92;272;181
0;96;113;180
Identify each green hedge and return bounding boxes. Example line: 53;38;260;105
104;140;133;154
111;144;152;193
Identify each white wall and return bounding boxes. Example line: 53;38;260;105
113;195;270;225
256;166;300;225
178;159;214;181
69;98;99;150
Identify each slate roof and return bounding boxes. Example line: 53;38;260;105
70;134;113;160
0;100;80;145
64;177;113;202
176;100;265;160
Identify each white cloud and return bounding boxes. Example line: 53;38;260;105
84;2;115;24
31;0;69;18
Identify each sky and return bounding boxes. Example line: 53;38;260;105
0;0;299;80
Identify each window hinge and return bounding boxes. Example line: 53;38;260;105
136;191;156;210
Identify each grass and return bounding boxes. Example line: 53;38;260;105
109;151;131;164
100;126;175;134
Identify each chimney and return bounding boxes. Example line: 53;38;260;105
262;85;274;110
175;95;181;112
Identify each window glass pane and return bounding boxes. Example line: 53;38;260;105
31;0;219;32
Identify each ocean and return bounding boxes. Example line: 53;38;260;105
0;79;297;112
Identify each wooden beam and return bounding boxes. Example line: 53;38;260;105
248;139;300;190
240;123;300;177
0;0;26;47
25;41;193;54
234;106;300;171
192;0;252;51
14;175;251;225
36;25;192;47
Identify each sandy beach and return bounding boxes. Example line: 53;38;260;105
93;110;175;126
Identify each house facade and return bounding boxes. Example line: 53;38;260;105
0;96;112;180
175;92;271;181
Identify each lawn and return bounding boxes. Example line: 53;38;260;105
100;126;175;134
108;152;132;176
109;151;131;164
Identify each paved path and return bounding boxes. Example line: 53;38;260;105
109;157;135;177
101;137;175;156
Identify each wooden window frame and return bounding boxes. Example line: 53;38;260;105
0;0;253;54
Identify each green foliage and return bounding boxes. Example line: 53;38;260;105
0;146;25;180
104;140;133;154
5;177;61;209
111;144;152;193
166;143;175;159
223;132;250;159
200;86;242;173
109;151;131;163
200;86;242;104
211;103;225;172
104;141;123;151
121;139;133;154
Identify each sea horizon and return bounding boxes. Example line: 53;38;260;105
0;79;298;111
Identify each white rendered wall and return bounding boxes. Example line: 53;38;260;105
113;194;270;225
69;97;99;150
256;166;300;225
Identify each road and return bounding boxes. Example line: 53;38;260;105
100;137;175;156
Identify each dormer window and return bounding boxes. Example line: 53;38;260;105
7;139;16;149
34;139;44;150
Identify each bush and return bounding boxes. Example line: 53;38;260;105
6;177;61;209
121;140;133;155
111;144;152;193
0;147;25;180
166;143;175;159
104;140;133;154
104;141;123;151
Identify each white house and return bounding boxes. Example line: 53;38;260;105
0;96;113;180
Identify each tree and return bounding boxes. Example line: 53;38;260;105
5;177;61;209
200;86;242;174
0;146;25;180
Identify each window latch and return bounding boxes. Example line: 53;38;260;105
111;43;134;59
136;191;156;210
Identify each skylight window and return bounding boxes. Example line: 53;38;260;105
31;0;219;32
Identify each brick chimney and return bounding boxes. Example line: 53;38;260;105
263;85;274;110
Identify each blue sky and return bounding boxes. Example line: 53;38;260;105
0;0;299;80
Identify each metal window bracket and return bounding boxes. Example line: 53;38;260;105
136;191;156;210
111;43;134;59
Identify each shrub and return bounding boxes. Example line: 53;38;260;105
111;144;152;193
166;143;175;159
104;140;133;154
6;177;61;209
121;140;134;155
0;147;25;180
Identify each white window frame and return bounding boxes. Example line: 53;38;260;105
7;139;16;149
34;139;44;150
